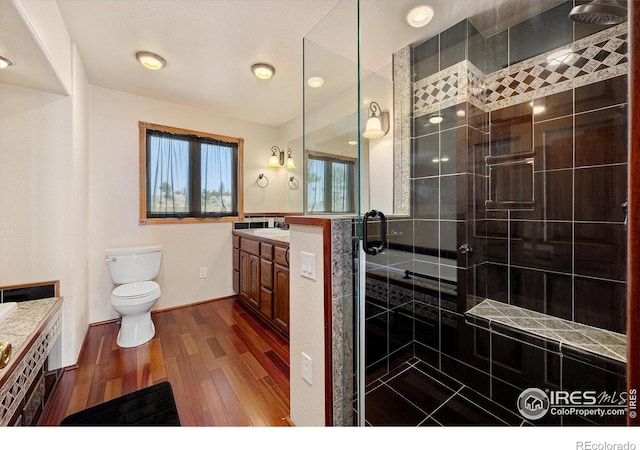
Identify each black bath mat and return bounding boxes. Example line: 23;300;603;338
61;381;180;426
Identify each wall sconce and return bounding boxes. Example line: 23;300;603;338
286;148;296;169
268;146;284;168
363;101;390;138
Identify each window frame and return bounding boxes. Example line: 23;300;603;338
304;150;358;214
139;121;244;224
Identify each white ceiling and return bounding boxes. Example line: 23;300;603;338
0;0;564;128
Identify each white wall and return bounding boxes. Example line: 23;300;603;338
0;44;91;369
87;87;280;323
288;223;326;426
66;44;91;367
0;85;72;366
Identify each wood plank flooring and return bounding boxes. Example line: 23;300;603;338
40;296;290;426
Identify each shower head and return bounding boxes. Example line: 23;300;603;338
569;0;627;25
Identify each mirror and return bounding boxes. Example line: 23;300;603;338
288;112;369;214
291;0;407;217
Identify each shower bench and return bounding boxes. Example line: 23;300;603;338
466;298;626;363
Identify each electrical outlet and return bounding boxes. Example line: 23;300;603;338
199;267;208;279
301;352;312;384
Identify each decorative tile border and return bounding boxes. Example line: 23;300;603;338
330;218;354;426
393;46;411;216
484;23;627;112
412;23;628;118
467;299;626;363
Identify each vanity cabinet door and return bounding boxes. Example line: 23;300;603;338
260;258;274;318
232;248;240;293
273;263;290;334
240;251;260;310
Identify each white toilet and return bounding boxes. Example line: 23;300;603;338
106;245;162;348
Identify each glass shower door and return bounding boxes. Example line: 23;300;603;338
302;0;630;429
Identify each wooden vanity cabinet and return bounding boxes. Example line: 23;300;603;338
239;251;260;310
273;263;289;334
233;232;289;338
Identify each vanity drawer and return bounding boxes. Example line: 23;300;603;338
260;259;273;289
274;246;289;267
261;243;273;259
240;238;260;256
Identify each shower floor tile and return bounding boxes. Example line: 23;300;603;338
430;393;513;426
365;384;427;426
364;361;526;426
386;365;458;416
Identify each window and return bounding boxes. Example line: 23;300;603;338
139;122;243;224
305;150;356;213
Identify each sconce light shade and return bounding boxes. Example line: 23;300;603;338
364;116;385;138
286;148;296;169
268;146;284;168
268;154;280;168
363;101;390;139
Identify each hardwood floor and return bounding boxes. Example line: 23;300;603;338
40;296;290;426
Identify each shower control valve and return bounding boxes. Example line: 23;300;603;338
458;244;472;254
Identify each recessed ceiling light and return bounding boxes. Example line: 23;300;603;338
456;109;466;117
135;51;166;70
407;5;434;28
0;55;14;69
546;48;573;67
347;139;358;146
251;63;275;80
530;101;546;115
307;76;324;88
428;114;444;124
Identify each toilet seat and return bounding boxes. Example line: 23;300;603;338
111;281;160;306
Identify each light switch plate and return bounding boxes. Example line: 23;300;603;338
301;352;312;384
300;251;316;280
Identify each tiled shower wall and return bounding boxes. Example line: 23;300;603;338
359;0;628;425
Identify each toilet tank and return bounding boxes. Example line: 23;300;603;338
106;245;162;284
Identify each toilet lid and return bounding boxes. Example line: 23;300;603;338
113;281;160;299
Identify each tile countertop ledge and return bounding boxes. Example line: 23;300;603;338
466;299;626;363
0;297;62;385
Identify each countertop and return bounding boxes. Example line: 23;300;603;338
232;228;290;244
0;297;62;380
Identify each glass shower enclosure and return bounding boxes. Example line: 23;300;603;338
304;0;629;426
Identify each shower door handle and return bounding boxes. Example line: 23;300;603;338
362;209;387;256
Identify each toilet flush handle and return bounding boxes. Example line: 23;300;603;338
105;256;117;262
